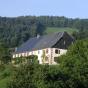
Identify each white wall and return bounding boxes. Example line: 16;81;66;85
50;48;67;64
12;48;67;65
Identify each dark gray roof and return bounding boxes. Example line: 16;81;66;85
15;32;65;53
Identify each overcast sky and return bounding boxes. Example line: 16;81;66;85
0;0;88;18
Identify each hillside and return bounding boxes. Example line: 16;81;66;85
45;27;78;34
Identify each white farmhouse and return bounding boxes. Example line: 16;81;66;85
12;32;74;65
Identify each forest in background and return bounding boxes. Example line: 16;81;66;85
0;16;88;47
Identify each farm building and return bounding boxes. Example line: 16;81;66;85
12;32;74;65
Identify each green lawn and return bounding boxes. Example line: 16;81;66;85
45;27;78;34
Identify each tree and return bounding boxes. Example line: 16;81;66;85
26;55;38;64
58;39;88;88
8;55;39;88
0;43;11;64
72;29;88;40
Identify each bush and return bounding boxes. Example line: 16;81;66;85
59;39;88;88
8;39;88;88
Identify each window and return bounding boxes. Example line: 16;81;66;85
58;50;60;54
54;57;59;62
22;53;25;56
55;49;60;54
45;56;49;62
55;49;58;54
16;54;18;57
13;55;15;58
46;49;48;53
19;54;21;57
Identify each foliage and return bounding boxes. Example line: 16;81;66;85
72;29;88;40
0;16;46;47
0;43;11;64
8;62;38;88
0;16;88;47
0;64;14;88
7;39;88;88
13;57;25;65
26;55;38;64
0;15;88;88
58;39;88;88
13;55;38;65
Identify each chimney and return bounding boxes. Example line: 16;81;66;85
37;34;40;38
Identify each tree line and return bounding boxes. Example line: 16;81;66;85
0;16;88;47
0;16;46;47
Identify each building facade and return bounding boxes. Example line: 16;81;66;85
13;32;74;64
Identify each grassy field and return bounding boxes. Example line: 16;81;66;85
45;27;78;34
